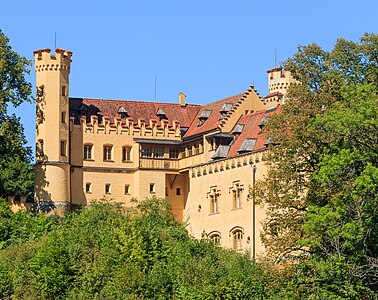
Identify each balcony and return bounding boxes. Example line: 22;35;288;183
139;158;179;170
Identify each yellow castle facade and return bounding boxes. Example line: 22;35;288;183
33;48;296;256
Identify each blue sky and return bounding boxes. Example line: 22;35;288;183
1;0;377;151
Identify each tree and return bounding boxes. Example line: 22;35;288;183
0;198;273;299
257;33;378;296
0;30;34;199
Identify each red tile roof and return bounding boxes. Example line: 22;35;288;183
69;98;201;128
184;93;244;139
266;66;283;73
264;91;283;98
228;106;282;157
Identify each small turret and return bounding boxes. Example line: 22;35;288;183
267;66;297;95
264;66;298;108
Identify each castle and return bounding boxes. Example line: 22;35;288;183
33;48;296;256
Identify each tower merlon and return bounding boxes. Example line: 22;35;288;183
33;48;73;71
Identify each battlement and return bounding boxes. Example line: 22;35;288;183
267;66;297;94
74;114;181;139
34;48;73;72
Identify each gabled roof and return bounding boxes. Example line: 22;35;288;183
228;105;282;157
184;93;243;139
69;98;201;127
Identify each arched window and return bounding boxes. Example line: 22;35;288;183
230;227;244;251
208;232;221;245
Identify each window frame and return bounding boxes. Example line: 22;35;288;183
60;140;67;157
105;183;111;194
103;145;113;161
232;228;244;251
124;184;131;195
84;144;93;160
85;182;92;194
122;146;132;162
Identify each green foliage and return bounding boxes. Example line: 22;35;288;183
0;197;271;299
257;33;378;297
0;30;34;198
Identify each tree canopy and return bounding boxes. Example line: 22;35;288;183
257;33;378;297
0;30;33;199
0;198;274;299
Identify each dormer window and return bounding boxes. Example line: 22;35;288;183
231;124;244;136
258;116;269;131
156;108;167;121
118;106;129;119
237;138;257;153
198;109;212;126
219;103;233;119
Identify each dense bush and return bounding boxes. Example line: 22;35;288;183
0;198;272;299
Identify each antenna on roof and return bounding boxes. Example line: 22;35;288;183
275;47;277;67
154;75;157;103
54;31;57;50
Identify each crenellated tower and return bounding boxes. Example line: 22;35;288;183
34;48;73;211
264;66;298;108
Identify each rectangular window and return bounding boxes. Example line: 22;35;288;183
142;146;152;158
187;146;193;157
60;140;66;156
153;147;164;158
37;139;44;157
62;86;66;96
176;188;181;195
169;148;179;159
122;146;132;161
149;183;155;194
194;143;199;155
105;183;111;194
125;184;130;195
84;144;93;160
61;111;66;123
103;145;112;161
85;183;92;194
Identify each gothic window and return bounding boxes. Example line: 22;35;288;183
230;181;244;209
209;232;221;245
232;229;243;251
208;186;220;214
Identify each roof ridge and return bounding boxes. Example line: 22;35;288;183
69;97;202;107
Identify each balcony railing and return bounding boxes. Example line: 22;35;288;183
139;158;179;170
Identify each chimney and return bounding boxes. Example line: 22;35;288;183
179;92;186;107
